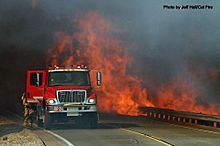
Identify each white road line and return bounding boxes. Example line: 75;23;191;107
6;110;74;146
44;130;74;146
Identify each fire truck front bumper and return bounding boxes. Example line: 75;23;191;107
47;104;98;115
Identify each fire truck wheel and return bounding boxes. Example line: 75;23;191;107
34;111;41;127
43;110;51;129
88;113;98;129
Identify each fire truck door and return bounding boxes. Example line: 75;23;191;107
26;71;45;103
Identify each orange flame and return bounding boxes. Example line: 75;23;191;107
48;11;154;115
155;74;219;115
48;11;219;116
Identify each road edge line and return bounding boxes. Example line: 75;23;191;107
5;110;74;146
43;130;74;146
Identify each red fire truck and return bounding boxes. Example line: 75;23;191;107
24;65;101;129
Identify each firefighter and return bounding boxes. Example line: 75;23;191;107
21;93;34;127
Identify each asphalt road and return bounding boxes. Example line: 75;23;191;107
1;111;220;145
49;114;220;146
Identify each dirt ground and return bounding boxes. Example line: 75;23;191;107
0;115;44;146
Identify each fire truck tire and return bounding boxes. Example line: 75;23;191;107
43;110;51;129
33;105;43;127
34;111;41;127
76;113;98;128
88;113;98;129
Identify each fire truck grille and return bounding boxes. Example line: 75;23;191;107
56;90;86;103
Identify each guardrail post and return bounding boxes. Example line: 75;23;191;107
189;119;192;124
183;118;186;123
178;117;180;122
158;114;161;119
145;112;148;117
195;119;197;125
154;113;157;118
213;122;217;128
163;115;166;120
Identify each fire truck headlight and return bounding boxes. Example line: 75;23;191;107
88;98;96;104
47;99;57;105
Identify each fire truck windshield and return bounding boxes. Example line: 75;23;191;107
48;71;90;86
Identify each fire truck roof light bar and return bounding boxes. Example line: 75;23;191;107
49;65;88;70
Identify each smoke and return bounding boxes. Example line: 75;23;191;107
0;0;219;114
127;1;220;107
0;0;52;112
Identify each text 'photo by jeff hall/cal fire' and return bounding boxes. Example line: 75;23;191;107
0;0;220;146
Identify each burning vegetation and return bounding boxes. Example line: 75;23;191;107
0;0;219;118
48;12;154;115
47;11;219;116
155;74;219;115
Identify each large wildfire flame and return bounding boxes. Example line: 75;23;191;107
48;11;219;116
48;11;154;115
155;75;219;115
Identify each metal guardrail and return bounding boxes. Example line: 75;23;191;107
139;107;220;128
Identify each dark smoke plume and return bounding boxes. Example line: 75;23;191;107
0;0;219;114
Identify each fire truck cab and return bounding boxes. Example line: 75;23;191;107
25;65;101;129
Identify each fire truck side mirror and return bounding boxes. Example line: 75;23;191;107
96;72;102;86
